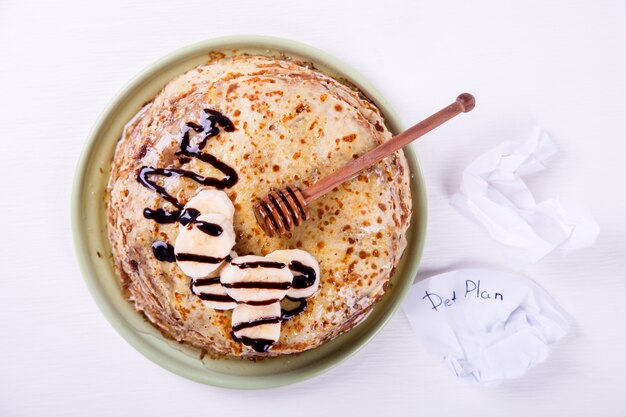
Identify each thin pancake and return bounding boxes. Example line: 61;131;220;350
106;55;412;357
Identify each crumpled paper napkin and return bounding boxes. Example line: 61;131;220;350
403;268;571;385
451;128;599;262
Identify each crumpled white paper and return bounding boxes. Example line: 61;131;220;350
451;128;599;262
403;268;571;386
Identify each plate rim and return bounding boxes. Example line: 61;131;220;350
71;35;427;389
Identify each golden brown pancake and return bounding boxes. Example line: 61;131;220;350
106;54;412;357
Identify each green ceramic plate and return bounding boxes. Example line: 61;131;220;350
72;35;427;389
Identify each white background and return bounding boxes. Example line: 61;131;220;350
1;0;625;415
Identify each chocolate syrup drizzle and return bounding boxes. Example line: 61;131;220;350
289;260;316;289
194;293;235;303
143;208;180;224
137;109;309;351
140;109;235;264
222;281;291;290
281;297;308;321
246;299;280;306
193;277;221;286
232;334;275;353
151;241;176;262
178;208;200;226
232;314;283;354
176;253;231;264
181;208;224;235
231;260;286;270
137;109;238;212
190;277;236;304
232;317;282;332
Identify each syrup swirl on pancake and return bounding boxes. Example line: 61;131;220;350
276;261;315;321
136;109;313;351
140;109;235;261
232;317;282;332
231;334;275;353
281;297;308;321
143;208;181;224
137;109;238;212
192;277;220;286
146;207;224;236
175;253;232;264
190;277;236;304
289;260;316;289
245;299;280;306
151;242;232;265
151;241;176;262
222;281;291;290
230;260;286;270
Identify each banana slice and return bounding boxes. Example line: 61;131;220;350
190;251;237;310
175;212;235;279
220;255;292;304
184;188;235;220
231;303;281;353
267;249;320;299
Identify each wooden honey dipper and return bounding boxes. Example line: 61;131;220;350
253;93;476;236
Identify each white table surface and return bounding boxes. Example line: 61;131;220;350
1;0;625;415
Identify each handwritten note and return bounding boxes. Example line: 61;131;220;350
422;278;504;311
402;268;570;385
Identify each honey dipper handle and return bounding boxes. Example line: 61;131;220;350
301;93;475;203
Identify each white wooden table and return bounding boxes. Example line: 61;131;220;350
1;0;625;415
